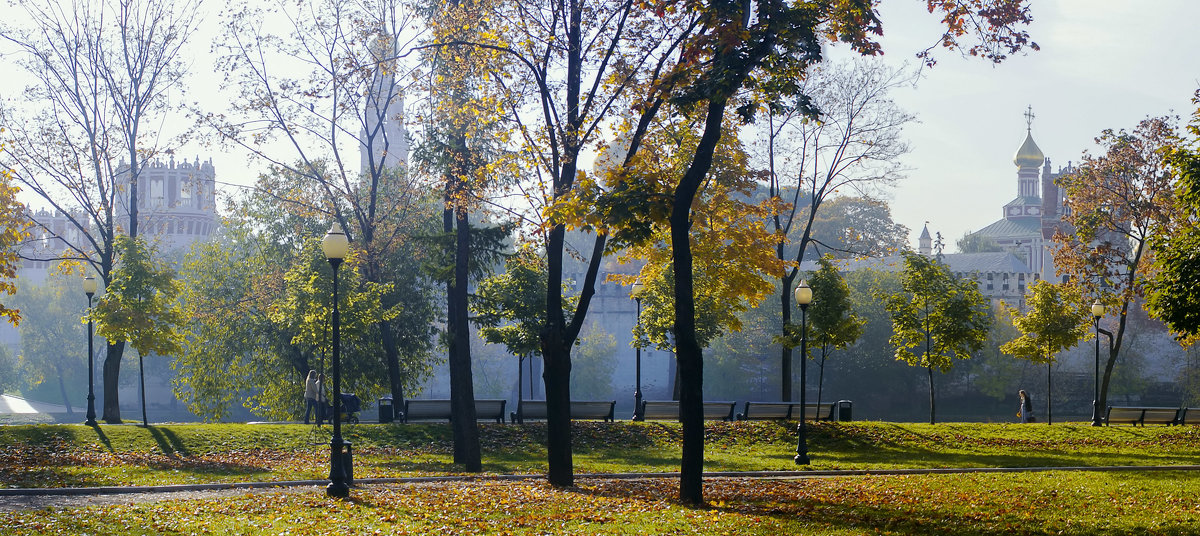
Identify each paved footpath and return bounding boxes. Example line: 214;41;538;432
4;465;1200;512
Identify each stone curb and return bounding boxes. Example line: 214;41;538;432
4;465;1200;497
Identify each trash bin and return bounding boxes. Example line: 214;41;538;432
378;396;394;423
836;400;853;422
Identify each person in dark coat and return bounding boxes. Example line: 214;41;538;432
1018;389;1034;423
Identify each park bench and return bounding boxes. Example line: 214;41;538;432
1177;407;1200;425
401;399;507;423
637;400;737;421
511;400;616;424
735;401;834;422
1104;406;1181;426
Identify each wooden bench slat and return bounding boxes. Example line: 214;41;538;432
402;399;506;423
736;401;835;421
638;401;737;421
1105;406;1181;426
511;400;616;423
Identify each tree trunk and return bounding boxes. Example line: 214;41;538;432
1098;303;1130;414
780;272;794;401
671;355;680;401
102;340;125;423
448;207;481;471
673;98;728;506
1046;359;1052;425
543;223;574;487
380;324;405;420
927;365;936;425
54;364;73;414
816;349;827;408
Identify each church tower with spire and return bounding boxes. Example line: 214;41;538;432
962;106;1072;283
918;223;932;256
361;32;409;175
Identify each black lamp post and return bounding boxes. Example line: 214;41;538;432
83;275;98;427
322;222;351;498
794;280;812;465
631;281;644;420
1091;299;1106;427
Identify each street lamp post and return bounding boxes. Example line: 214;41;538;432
83;275;98;427
794;280;812;465
1091;300;1106;427
322;223;351;498
631;281;644;421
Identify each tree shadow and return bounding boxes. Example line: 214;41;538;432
146;426;192;456
567;475;1196;536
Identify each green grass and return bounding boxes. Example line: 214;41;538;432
3;471;1200;535
2;420;1200;488
4;421;1200;534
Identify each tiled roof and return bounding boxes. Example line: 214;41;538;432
973;217;1041;238
801;252;1033;274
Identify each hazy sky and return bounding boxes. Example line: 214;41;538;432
862;0;1200;250
181;0;1200;252
4;1;1199;256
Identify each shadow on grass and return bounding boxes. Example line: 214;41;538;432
147;426;192;456
803;443;1200;469
570;474;1199;536
90;423;113;452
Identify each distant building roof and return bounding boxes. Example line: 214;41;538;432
939;252;1033;273
801;252;1033;274
973;217;1042;238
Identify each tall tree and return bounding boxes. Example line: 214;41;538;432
656;0;1032;504
210;0;440;432
1053;116;1181;413
434;0;691;488
419;0;516;472
884;252;991;424
91;235;184;424
1000;280;1091;424
806;255;863;406
1148;92;1200;343
445;0;1034;500
762;59;913;402
0;0;200;422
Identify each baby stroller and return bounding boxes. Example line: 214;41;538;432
317;393;361;425
339;393;362;424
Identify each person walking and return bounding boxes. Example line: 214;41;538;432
304;370;321;424
1018;389;1034;423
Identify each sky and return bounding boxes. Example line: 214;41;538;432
3;1;1200;253
858;0;1200;249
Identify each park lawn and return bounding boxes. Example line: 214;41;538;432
3;421;1200;487
2;471;1200;535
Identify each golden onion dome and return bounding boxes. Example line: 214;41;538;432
1013;131;1045;168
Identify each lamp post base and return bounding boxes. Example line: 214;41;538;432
1091;399;1103;427
794;423;810;465
327;440;350;498
85;394;97;427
